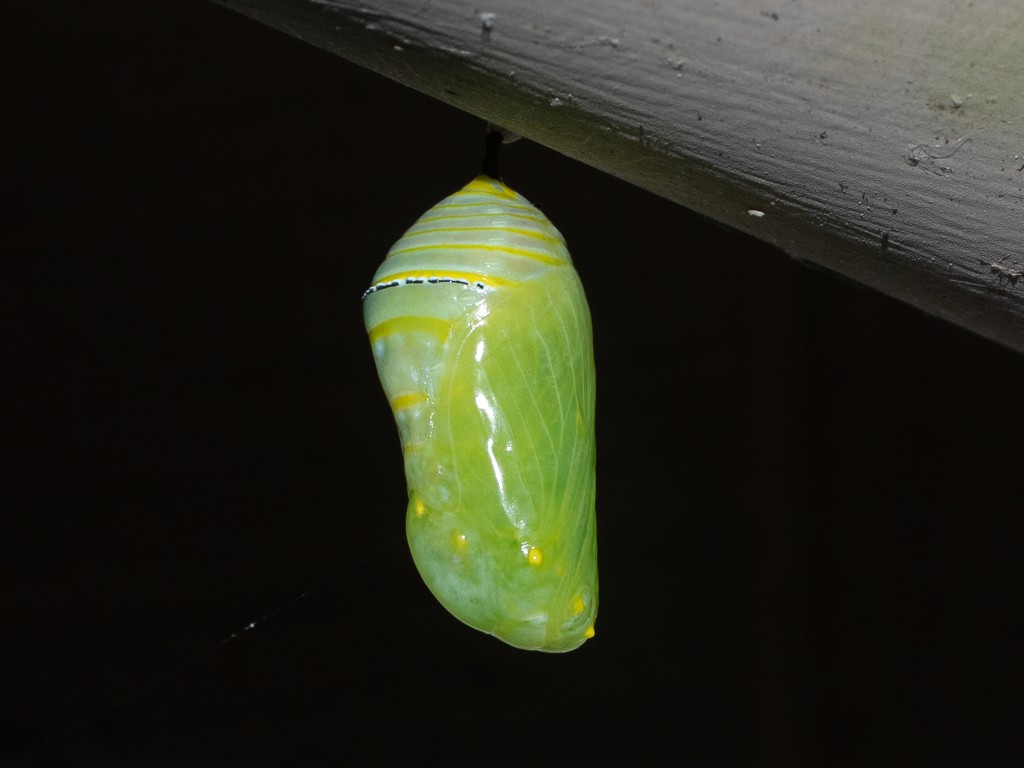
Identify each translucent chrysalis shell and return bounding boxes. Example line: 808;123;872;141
363;176;597;652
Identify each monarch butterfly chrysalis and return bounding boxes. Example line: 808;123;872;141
362;139;598;652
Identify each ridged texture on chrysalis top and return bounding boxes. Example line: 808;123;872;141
363;175;597;652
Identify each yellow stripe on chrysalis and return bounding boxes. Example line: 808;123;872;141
368;316;451;346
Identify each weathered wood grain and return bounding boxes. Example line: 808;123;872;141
213;0;1024;351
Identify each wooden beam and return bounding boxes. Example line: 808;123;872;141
213;0;1024;352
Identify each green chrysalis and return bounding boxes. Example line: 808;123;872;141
363;174;598;652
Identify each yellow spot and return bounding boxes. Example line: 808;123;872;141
453;530;469;552
571;595;586;615
527;547;543;566
584;625;595;639
410;490;427;517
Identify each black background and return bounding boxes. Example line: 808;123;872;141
6;2;1023;766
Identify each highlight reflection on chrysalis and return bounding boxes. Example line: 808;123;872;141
362;136;598;652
